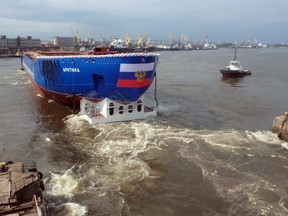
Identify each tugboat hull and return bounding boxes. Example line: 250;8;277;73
220;69;251;78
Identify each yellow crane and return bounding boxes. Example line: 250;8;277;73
124;33;131;47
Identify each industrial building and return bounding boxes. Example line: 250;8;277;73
53;36;74;49
0;35;41;54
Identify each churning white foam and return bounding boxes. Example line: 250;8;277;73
281;142;288;150
246;130;283;144
53;202;87;216
59;115;288;215
63;113;89;130
46;167;80;198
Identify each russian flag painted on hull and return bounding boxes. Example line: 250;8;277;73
116;62;155;88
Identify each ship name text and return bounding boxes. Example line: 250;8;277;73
63;68;80;72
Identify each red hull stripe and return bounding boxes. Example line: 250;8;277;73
116;78;151;88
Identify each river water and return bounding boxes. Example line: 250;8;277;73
0;48;288;216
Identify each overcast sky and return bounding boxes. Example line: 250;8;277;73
1;0;287;44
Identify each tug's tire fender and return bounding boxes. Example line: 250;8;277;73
38;172;43;179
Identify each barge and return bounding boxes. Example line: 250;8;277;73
0;161;47;216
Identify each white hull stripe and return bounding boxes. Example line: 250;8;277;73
37;53;160;59
120;62;155;72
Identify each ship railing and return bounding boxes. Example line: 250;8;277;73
11;162;38;194
32;190;47;216
3;162;37;173
22;162;37;172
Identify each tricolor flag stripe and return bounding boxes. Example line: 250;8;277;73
116;78;152;88
120;62;155;72
118;70;154;79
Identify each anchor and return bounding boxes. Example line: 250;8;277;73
66;91;82;114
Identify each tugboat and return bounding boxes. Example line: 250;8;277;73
0;161;47;215
220;47;251;78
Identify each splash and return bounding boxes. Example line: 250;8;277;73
246;130;284;144
281;142;288;150
45;167;81;198
55;115;288;215
53;202;87;216
63;113;89;131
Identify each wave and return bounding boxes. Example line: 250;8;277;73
42;114;288;215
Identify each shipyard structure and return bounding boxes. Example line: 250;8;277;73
0;35;42;55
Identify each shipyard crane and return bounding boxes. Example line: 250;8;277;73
180;33;190;45
87;32;92;45
168;33;173;44
70;27;77;48
124;33;131;47
142;32;150;48
76;29;82;46
110;34;115;43
99;33;105;46
136;33;142;48
70;28;82;50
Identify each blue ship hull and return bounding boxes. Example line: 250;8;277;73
22;51;159;107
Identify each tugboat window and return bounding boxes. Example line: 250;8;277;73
128;105;133;113
137;100;142;112
119;106;124;114
109;103;114;115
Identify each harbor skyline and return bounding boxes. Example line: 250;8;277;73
1;0;288;44
1;47;288;215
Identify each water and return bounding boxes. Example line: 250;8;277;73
0;48;288;216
